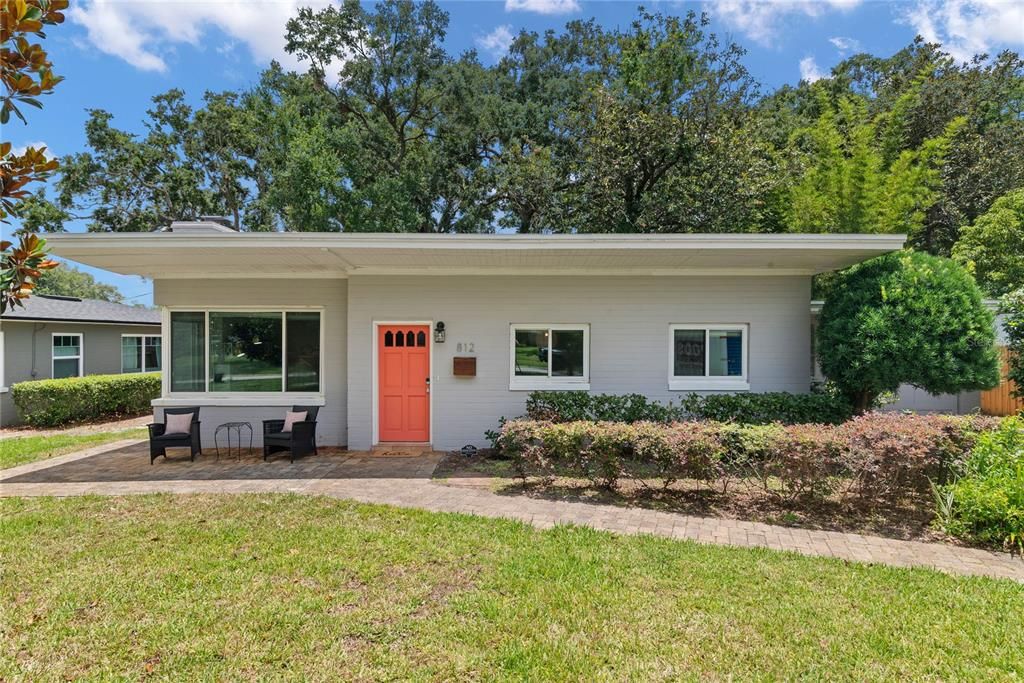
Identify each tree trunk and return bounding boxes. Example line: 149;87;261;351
852;390;876;415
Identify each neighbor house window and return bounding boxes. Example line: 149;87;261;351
510;324;589;390
52;334;83;379
669;324;748;390
122;335;162;373
170;310;321;393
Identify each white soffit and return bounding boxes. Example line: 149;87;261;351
46;232;907;278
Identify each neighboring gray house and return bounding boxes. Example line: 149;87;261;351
0;295;161;427
48;223;905;450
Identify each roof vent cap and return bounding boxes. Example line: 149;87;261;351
167;217;238;234
199;215;234;228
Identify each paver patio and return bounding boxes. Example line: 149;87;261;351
2;440;1022;583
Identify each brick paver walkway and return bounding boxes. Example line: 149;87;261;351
2;441;1022;582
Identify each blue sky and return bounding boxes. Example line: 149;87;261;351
6;0;1024;305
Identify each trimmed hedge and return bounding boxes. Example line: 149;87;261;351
525;391;683;423
682;391;853;425
525;390;853;426
497;412;1000;506
11;372;160;427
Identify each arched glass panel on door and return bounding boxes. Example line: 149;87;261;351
406;330;415;347
416;331;426;347
396;331;405;346
384;331;394;347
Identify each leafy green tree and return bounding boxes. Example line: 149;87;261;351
760;40;1024;253
475;20;607;232
557;11;772;234
818;251;1000;412
834;44;1024;253
35;6;1024;242
53;91;225;232
285;0;492;232
34;264;123;302
1;0;66;311
783;89;964;238
1001;288;1024;399
953;188;1024;297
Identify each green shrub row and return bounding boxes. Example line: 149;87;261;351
525;391;682;423
497;412;999;506
524;390;853;426
681;391;854;425
11;372;160;427
936;416;1024;551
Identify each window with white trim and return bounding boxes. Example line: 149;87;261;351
669;324;749;390
52;334;83;379
122;335;162;373
169;310;322;394
510;324;589;390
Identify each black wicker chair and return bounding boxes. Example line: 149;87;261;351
263;405;320;463
148;407;202;464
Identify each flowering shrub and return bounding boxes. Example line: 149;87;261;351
743;423;841;503
497;412;1000;506
836;413;1000;501
499;420;727;489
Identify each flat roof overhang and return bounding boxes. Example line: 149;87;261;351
46;232;907;279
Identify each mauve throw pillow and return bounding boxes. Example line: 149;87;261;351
164;412;193;436
282;410;307;432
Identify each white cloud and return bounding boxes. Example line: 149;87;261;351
799;56;825;82
10;141;55;159
216;40;239;58
476;25;515;58
505;0;580;15
710;0;862;46
829;36;861;53
68;0;336;73
901;0;1024;63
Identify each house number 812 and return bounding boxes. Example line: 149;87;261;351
456;342;475;353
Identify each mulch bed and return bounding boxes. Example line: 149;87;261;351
435;452;953;544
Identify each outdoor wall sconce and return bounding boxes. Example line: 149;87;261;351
434;321;446;343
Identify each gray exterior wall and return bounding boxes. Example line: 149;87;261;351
0;319;159;426
883;387;981;414
152;278;348;447
347;275;812;450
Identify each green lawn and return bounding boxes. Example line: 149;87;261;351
0;428;146;470
1;495;1021;680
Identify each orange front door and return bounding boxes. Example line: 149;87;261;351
378;325;430;442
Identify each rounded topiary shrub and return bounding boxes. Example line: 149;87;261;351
818;251;1000;413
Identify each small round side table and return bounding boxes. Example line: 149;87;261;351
214;421;253;460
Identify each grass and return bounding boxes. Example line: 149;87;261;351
0;428;146;470
2;495;1022;681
